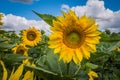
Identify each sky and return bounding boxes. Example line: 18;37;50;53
0;0;120;34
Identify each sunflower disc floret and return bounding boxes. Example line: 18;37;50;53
48;10;101;64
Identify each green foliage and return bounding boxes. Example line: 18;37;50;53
3;54;32;62
0;13;120;80
100;30;120;42
90;30;120;80
32;10;57;27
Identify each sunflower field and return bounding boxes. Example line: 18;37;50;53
0;10;120;80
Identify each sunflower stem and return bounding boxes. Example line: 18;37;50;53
58;61;63;77
74;63;81;76
67;62;70;75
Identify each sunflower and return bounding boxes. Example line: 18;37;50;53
116;46;120;51
0;14;3;26
88;71;98;80
22;27;41;46
0;14;3;20
0;60;36;80
48;10;101;64
12;43;28;56
0;60;24;80
22;59;35;80
23;59;36;67
23;71;35;80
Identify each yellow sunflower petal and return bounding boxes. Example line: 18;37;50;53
12;47;17;54
69;10;78;19
84;43;96;52
49;32;62;41
54;47;61;54
0;60;8;80
62;11;68;17
52;20;65;31
88;71;98;80
12;43;28;56
24;52;28;56
22;71;34;80
48;40;62;45
84;24;98;33
59;51;66;62
78;15;95;30
23;59;31;65
75;49;83;62
57;16;66;24
86;31;101;37
9;67;15;79
73;53;80;64
64;50;73;63
85;36;101;44
59;45;69;61
9;64;24;80
81;46;90;59
49;42;61;48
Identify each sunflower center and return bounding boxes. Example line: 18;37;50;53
27;31;37;41
67;32;80;44
16;47;25;54
63;30;85;49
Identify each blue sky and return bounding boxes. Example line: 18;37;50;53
0;0;120;20
0;0;120;34
0;0;85;20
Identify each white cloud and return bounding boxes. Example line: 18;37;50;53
61;4;70;12
2;13;50;35
61;0;120;33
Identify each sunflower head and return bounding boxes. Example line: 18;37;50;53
88;71;98;80
12;43;28;56
116;46;120;51
48;10;101;64
0;14;3;19
0;13;3;26
22;27;41;46
23;59;35;67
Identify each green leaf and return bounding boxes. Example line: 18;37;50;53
106;41;120;52
3;54;32;62
97;41;120;54
85;62;98;69
32;10;57;26
0;43;14;49
0;37;7;42
75;70;88;80
36;49;62;73
0;30;6;34
25;65;76;80
100;31;120;42
25;65;57;75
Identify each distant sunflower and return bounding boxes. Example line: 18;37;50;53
12;43;28;56
48;10;101;64
23;59;36;67
22;27;41;46
0;14;3;26
116;46;120;51
88;71;98;80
